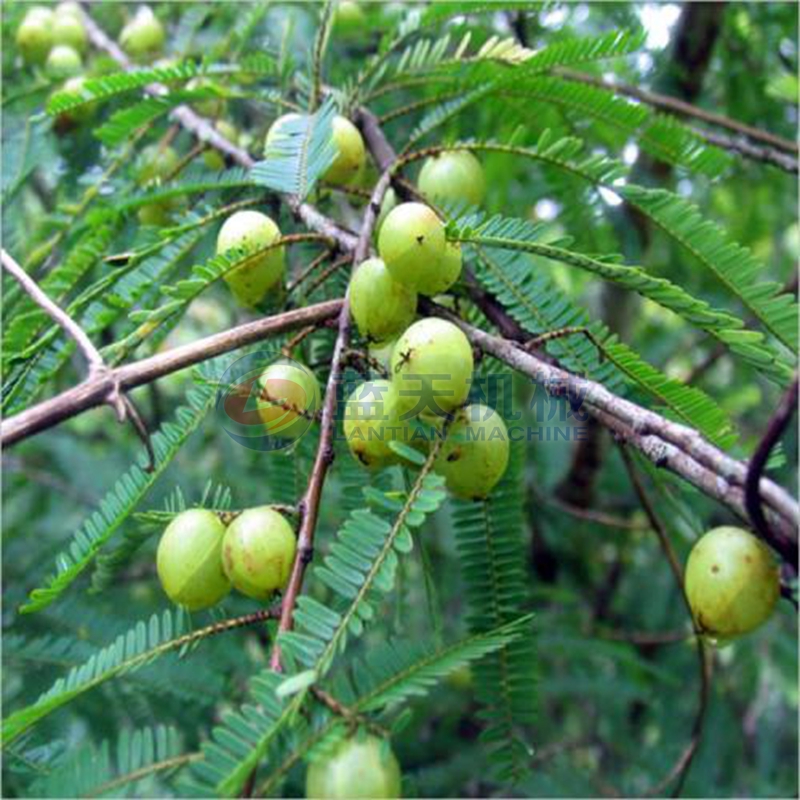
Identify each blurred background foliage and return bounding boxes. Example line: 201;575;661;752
2;2;797;797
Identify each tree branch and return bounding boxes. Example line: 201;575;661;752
1;300;343;447
745;376;799;569
556;68;799;156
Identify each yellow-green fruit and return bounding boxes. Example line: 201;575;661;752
343;379;403;469
378;202;446;293
120;7;165;62
417;240;462;297
436;405;509;499
685;526;780;639
418;150;486;207
369;337;397;372
203;120;238;170
390;318;473;417
51;13;87;53
256;360;321;443
187;77;226;118
333;1;367;36
46;44;82;79
16;11;53;65
349;258;417;343
305;734;401;799
136;144;181;225
375;187;397;236
216;210;285;306
156;509;231;611
324;116;366;185
55;2;83;20
53;75;95;128
222;507;297;599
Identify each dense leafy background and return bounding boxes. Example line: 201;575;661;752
2;2;797;797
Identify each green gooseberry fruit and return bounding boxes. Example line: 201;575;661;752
264;112;303;153
187;76;226;118
305;733;401;799
136;144;181;225
222;506;297;599
349;257;417;343
119;7;165;63
255;359;321;443
417;150;486;208
684;526;780;640
216;210;285;306
325;116;366;186
46;44;82;80
51;13;87;53
16;10;53;65
415;240;462;297
203;120;238;170
156;509;231;611
435;404;510;499
390;318;473;417
333;1;367;36
378;202;446;293
52;75;95;130
343;379;404;469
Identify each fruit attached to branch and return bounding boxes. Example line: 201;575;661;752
390;318;474;416
222;507;297;599
344;379;404;469
305;732;402;799
156;509;231;611
685;526;780;640
119;6;165;62
256;359;321;443
45;44;82;80
349;257;417;343
215;210;285;306
16;8;54;66
436;404;510;499
417;150;486;207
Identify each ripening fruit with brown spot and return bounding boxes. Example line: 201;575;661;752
378;203;446;294
222;507;297;599
156;509;231;610
435;405;510;499
684;526;780;640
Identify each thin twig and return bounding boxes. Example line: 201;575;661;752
531;484;648;531
745;376;799;570
1;300;343;447
619;445;711;798
557;68;799;155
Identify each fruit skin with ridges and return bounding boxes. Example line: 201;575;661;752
46;44;82;80
435;405;510;499
222;507;297;600
684;526;780;639
215;210;285;306
256;360;321;443
390;318;474;416
344;379;403;469
418;150;486;207
349;258;417;343
156;509;231;611
378;202;447;294
16;10;54;66
305;733;401;799
119;7;165;62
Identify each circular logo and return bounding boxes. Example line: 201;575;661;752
215;351;319;451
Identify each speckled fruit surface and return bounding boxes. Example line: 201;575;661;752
349;258;417;343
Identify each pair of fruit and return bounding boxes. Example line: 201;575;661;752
119;6;165;63
156;507;296;610
135;143;185;226
17;3;87;76
684;526;780;640
306;732;401;799
266;113;366;186
343;318;510;499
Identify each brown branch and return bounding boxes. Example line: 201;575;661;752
745;376;799;570
1;300;343;447
269;113;397;672
619;445;712;798
556;68;799;156
531;484;649;531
